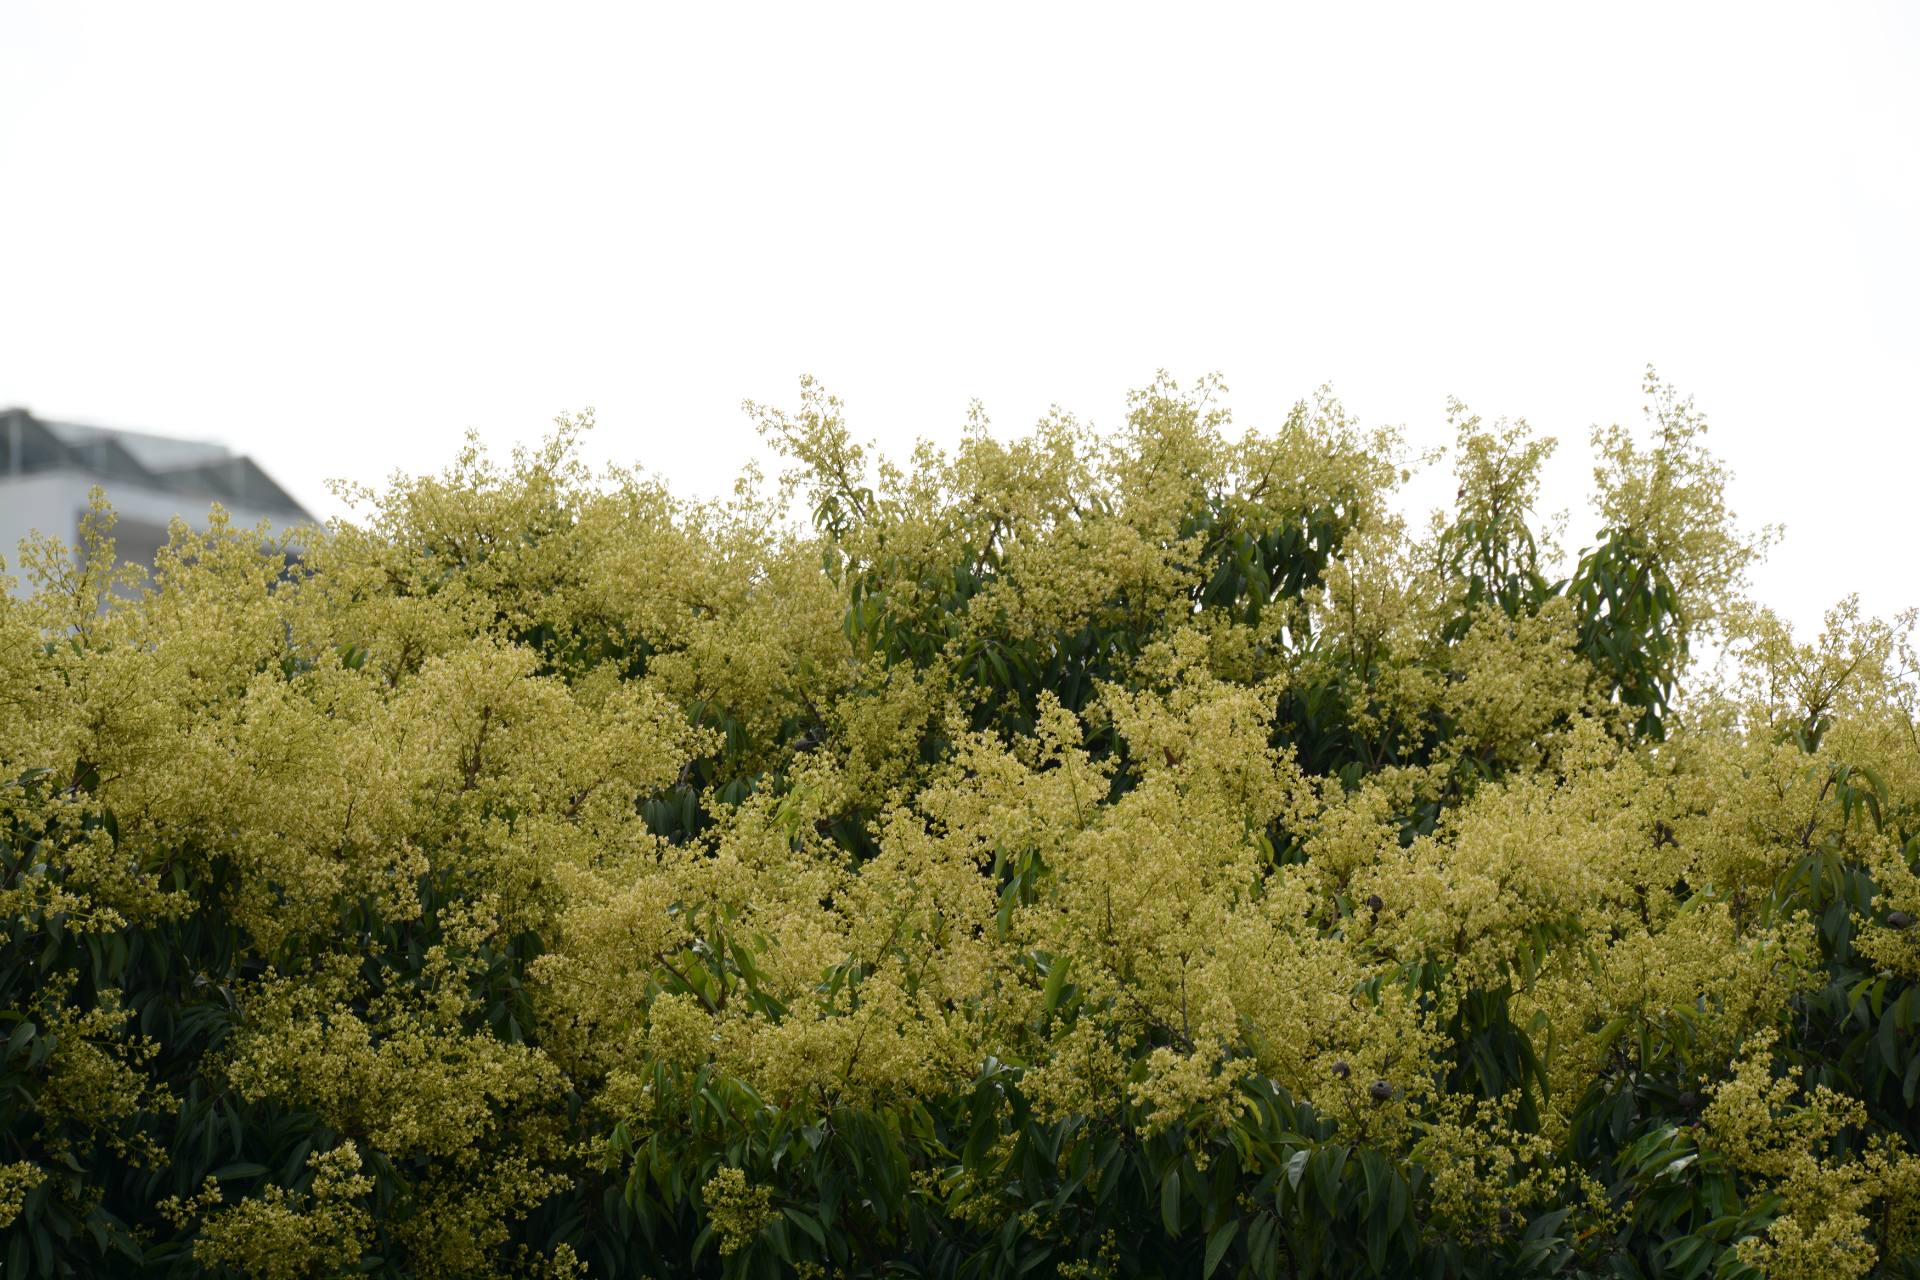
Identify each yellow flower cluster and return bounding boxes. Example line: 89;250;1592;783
163;1143;375;1280
701;1166;775;1257
1704;1035;1920;1279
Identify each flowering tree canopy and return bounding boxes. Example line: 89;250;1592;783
2;374;1917;1279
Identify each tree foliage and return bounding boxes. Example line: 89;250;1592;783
2;372;1917;1278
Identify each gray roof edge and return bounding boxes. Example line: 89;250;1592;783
1;409;315;523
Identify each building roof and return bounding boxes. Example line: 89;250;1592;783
0;408;313;521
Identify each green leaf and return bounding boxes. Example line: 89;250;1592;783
1359;1149;1384;1215
1161;1165;1182;1236
4;1020;34;1058
1204;1219;1241;1278
1312;1145;1348;1218
1284;1149;1309;1192
1247;1213;1276;1277
211;1162;269;1181
1042;954;1072;1016
783;1208;826;1248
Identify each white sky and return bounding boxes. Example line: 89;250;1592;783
2;3;1915;639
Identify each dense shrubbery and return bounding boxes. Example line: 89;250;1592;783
2;372;1918;1278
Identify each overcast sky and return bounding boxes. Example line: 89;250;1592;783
2;3;1915;639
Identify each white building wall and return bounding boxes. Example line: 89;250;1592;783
0;468;305;598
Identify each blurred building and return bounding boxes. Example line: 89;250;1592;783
1;407;314;597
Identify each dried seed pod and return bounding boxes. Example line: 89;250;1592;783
1369;1079;1394;1103
1331;1060;1351;1079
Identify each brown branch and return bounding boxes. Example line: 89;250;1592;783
1799;769;1837;849
461;706;493;792
654;952;720;1014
